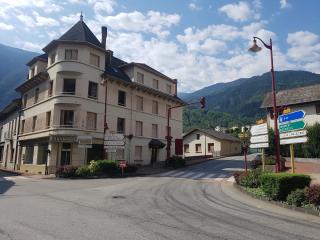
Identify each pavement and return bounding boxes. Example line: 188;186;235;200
285;161;320;184
1;155;320;240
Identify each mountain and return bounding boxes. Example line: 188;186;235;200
0;43;38;109
181;70;320;131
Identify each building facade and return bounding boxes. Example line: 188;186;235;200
183;128;241;158
9;17;183;174
261;84;320;129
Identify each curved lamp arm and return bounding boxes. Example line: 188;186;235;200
253;36;272;50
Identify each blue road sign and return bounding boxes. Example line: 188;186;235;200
279;110;305;123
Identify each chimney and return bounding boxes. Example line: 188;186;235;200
101;26;107;49
173;79;178;96
106;50;113;66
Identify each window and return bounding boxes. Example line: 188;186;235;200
152;100;158;114
135;146;142;160
184;144;189;153
137;72;144;84
153;79;159;89
90;53;100;67
50;53;56;65
208;143;214;153
23;94;28;108
21;120;25;133
136;96;143;111
37;144;48;165
118;90;126;106
88;81;98;99
316;104;320;114
166;104;171;118
117;118;125;134
24;146;34;164
63;78;76;94
30;67;35;78
65;49;78;60
152;124;158;138
196;144;202;153
48;81;53;97
60;110;74;127
34;88;39;103
32;116;37;132
196;134;200;140
166;84;172;94
135;121;143;136
46;111;51;129
61;143;71;166
86;112;97;130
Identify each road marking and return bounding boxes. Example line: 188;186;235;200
201;173;216;179
227;176;235;182
1;176;29;181
179;172;195;178
171;171;185;177
159;170;178;177
191;173;206;180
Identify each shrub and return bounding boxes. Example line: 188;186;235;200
238;169;262;188
305;184;320;206
168;156;186;168
75;165;91;177
260;173;311;201
123;164;138;173
55;165;77;178
286;189;306;207
89;160;120;175
233;171;242;184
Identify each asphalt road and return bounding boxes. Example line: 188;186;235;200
1;156;320;240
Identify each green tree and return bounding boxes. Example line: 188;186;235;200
305;123;320;158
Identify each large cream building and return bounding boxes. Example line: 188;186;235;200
1;17;184;174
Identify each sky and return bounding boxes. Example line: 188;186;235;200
0;0;319;92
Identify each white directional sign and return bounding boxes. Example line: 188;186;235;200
104;140;125;146
104;134;124;141
250;135;269;144
250;123;268;135
250;143;269;149
280;130;307;139
104;145;125;150
280;137;308;145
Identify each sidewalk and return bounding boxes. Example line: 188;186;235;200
285;161;320;184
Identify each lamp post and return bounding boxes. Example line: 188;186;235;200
249;37;281;172
101;78;109;160
166;97;206;166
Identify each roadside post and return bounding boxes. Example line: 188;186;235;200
239;131;250;172
249;122;269;171
279;110;307;173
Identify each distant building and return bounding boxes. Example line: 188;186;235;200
261;84;320;128
1;16;184;174
0;99;21;170
183;128;241;158
214;126;227;133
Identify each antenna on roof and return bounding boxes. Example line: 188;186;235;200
80;11;83;21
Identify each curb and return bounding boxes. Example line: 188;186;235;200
0;168;21;176
233;183;320;217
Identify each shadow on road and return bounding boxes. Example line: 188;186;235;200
0;171;16;194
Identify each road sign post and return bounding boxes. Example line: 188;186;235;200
290;144;295;173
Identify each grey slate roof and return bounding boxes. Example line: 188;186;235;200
26;53;48;66
0;98;21;121
183;128;241;142
261;84;320;108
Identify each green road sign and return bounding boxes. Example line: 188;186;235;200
279;120;305;133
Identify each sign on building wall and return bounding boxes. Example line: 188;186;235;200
77;136;93;148
249;123;269;149
279;110;307;145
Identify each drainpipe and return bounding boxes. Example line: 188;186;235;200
14;97;22;171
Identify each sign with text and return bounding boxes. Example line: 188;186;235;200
280;130;307;139
104;140;125;146
250;123;268;136
104;134;124;141
250;143;269;149
280;137;308;145
278;110;305;124
104;145;125;150
250;123;269;149
279;120;306;133
250;135;268;144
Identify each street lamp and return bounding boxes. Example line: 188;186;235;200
249;37;281;172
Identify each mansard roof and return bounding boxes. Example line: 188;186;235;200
26;53;48;67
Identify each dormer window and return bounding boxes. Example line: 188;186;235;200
30;67;35;78
90;53;100;67
137;72;144;84
50;53;56;65
65;49;78;60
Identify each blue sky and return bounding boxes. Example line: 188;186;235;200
0;0;319;92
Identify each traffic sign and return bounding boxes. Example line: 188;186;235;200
280;130;307;139
104;133;124;141
250;143;269;149
250;135;268;143
279;120;305;133
280;137;308;145
250;123;268;136
279;110;305;123
104;140;125;146
104;145;125;150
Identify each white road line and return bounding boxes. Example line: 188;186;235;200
216;174;227;178
227;176;235;182
159;170;178;177
215;178;224;181
179;172;195;178
201;173;216;179
191;173;206;180
3;176;28;181
171;171;186;177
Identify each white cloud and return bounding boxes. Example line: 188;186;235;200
95;11;180;38
280;0;291;9
19;41;43;52
188;3;201;11
90;0;117;14
0;22;13;30
33;12;59;27
17;14;36;27
287;31;319;46
61;13;81;24
219;1;252;22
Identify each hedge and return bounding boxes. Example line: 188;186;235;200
260;173;311;201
